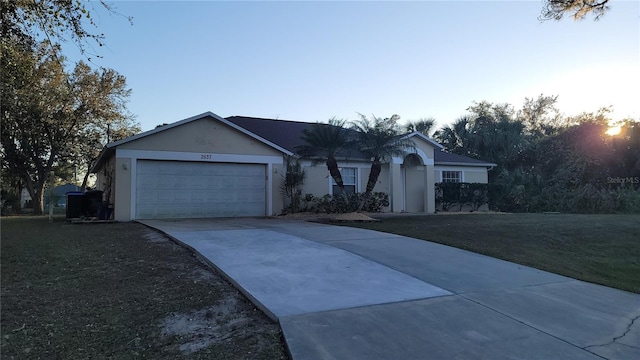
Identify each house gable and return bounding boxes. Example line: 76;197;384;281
404;136;437;165
119;115;286;157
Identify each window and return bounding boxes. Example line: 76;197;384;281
442;171;461;183
332;167;357;195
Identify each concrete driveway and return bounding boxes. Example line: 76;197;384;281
139;218;640;360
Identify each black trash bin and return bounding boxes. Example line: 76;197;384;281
84;190;103;218
66;192;85;219
97;204;113;220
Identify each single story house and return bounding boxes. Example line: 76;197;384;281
92;112;495;221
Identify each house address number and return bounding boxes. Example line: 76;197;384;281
200;154;212;160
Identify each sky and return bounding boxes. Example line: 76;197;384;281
72;0;639;132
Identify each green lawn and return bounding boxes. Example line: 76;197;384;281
343;213;640;293
1;216;288;360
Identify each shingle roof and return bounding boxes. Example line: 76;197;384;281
93;113;495;172
226;116;495;167
225;116;314;153
226;115;367;159
434;151;496;167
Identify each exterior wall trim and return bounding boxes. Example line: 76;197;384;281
435;161;496;167
116;149;283;165
435;166;488;172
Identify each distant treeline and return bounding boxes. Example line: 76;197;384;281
431;96;640;213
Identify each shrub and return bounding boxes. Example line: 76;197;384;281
436;183;489;212
299;192;389;214
280;156;306;213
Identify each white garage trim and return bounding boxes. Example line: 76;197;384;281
117;149;282;219
117;149;283;165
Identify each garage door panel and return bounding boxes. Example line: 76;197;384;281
190;192;207;202
190;177;207;189
135;161;266;219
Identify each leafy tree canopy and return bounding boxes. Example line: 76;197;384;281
296;118;350;189
351;114;415;207
1;0;131;58
405;118;437;137
1;39;139;214
434;96;639;213
540;0;611;21
0;0;137;214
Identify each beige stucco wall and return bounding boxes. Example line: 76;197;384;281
271;162;285;214
301;165;330;196
410;138;435;162
120;117;283;157
298;161;391;212
463;170;488;183
113;157;132;221
300;161;384;196
434;166;489;183
361;166;390;194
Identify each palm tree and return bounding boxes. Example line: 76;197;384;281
295;118;350;191
352;114;415;209
405;118;436;137
280;155;307;213
433;115;472;155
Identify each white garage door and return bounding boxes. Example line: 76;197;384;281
136;160;266;219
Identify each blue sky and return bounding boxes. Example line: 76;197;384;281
77;1;639;131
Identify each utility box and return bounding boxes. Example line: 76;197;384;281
66;192;85;219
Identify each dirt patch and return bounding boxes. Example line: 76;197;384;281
161;298;250;355
143;231;171;243
1;217;289;360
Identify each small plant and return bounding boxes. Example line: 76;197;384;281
299;192;389;213
280;156;306;213
436;182;489;212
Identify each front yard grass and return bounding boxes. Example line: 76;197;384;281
343;213;640;293
1;216;288;359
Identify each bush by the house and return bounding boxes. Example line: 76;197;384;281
435;182;489;212
290;192;389;214
487;182;640;214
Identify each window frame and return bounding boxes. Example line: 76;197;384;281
441;170;462;183
331;167;358;195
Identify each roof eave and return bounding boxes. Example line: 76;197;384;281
90;146;114;173
435;161;497;168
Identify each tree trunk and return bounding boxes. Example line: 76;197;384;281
80;168;90;191
366;160;382;194
326;156;344;189
12;181;23;213
23;166;51;215
27;183;46;215
358;159;382;211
